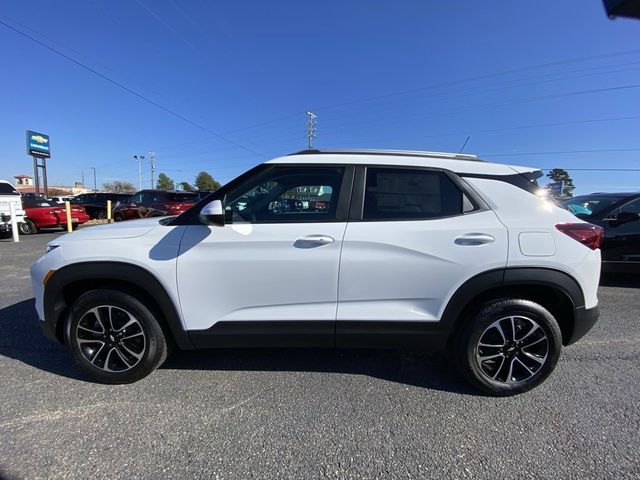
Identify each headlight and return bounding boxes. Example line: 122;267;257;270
45;244;60;254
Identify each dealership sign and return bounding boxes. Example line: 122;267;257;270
26;130;51;158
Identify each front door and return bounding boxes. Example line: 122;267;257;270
176;165;353;347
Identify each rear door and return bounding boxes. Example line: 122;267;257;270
336;166;507;346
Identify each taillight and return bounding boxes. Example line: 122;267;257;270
555;223;603;250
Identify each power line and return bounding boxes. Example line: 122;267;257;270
329;115;640;146
314;62;640;130
316;83;640;138
482;148;640;157
0;18;265;158
314;48;640;112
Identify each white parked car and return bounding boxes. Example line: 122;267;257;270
31;149;602;395
0;180;25;236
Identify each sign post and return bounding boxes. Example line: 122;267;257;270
26;130;51;198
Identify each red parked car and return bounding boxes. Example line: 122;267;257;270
112;190;197;221
19;198;90;235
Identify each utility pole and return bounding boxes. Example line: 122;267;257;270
134;154;145;191
81;170;85;188
149;152;156;189
91;167;97;192
306;111;317;150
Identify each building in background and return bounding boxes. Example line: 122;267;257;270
13;174;92;196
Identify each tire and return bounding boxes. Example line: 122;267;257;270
72;223;79;230
97;210;107;220
65;289;169;384
19;220;38;235
114;212;124;222
453;299;562;396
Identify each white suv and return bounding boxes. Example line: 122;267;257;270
31;149;602;395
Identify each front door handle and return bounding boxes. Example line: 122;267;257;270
454;233;495;246
294;235;335;247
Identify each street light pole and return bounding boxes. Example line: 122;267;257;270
91;167;97;192
134;155;144;191
149;152;156;189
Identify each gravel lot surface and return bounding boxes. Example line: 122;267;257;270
1;232;639;479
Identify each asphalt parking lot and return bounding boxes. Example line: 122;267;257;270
0;232;639;480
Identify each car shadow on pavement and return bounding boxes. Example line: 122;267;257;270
163;348;477;395
600;273;640;288
0;299;475;394
0;299;85;381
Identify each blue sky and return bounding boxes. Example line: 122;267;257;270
0;0;639;194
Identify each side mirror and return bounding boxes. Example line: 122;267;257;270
200;199;225;226
615;211;640;225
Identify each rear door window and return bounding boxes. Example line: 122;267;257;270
362;168;464;220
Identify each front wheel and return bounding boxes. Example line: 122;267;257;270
113;212;124;222
453;299;562;396
65;289;169;384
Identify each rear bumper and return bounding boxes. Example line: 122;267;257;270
567;305;599;345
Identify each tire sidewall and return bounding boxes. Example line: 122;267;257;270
65;289;167;384
457;300;562;396
19;220;36;235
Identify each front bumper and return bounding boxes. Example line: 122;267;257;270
30;246;66;343
566;305;600;345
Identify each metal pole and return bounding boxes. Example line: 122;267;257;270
65;201;73;232
107;199;112;223
306;111;317;150
91;167;97;192
42;157;49;199
33;156;40;196
149;153;155;189
9;203;19;242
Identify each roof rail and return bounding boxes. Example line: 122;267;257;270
289;148;481;161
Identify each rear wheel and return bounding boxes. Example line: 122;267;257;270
19;220;38;235
96;209;107;219
65;289;169;384
113;212;124;222
453;299;562;396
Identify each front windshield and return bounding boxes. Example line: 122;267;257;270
562;195;621;218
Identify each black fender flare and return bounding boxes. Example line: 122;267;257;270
44;261;194;349
440;267;585;338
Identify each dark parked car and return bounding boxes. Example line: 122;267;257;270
71;193;131;219
112;190;198;221
562;192;640;273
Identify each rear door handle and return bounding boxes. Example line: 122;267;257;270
454;233;495;246
294;235;335;247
